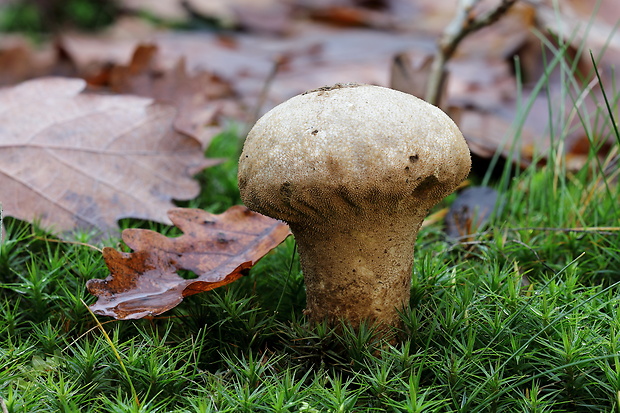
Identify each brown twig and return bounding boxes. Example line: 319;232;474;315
507;226;620;235
242;55;285;142
425;0;519;106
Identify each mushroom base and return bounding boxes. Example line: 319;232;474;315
290;215;421;330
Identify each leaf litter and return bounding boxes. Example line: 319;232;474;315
2;1;617;168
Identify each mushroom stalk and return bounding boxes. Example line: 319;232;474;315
238;83;471;330
291;212;421;326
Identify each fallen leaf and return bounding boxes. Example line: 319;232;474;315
445;186;500;239
185;0;294;34
0;35;58;86
306;4;396;29
457;85;616;169
58;16;157;78
155;23;435;113
87;205;291;319
93;43;235;146
0;77;216;237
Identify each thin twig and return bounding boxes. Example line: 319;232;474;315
242;55;285;142
32;235;103;253
425;0;519;105
507;226;620;235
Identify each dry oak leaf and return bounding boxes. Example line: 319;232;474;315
87;205;291;319
0;77;216;237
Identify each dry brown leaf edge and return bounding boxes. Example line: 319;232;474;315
87;205;291;319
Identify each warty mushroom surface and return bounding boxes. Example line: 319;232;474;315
238;83;471;329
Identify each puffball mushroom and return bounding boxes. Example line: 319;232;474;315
238;83;471;329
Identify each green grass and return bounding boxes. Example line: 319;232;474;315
1;40;620;413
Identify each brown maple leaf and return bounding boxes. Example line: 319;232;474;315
87;205;291;319
0;77;217;237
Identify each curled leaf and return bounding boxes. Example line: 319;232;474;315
87;205;291;319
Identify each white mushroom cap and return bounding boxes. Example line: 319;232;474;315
238;83;471;225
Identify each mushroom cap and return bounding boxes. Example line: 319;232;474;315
238;83;471;225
